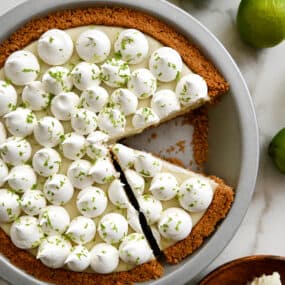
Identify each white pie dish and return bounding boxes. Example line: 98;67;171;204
0;0;259;285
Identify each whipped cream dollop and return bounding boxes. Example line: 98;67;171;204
110;88;138;116
90;243;119;274
179;177;213;212
66;216;96;245
32;148;61;177
138;194;162;225
4;50;40;86
51;92;80;121
0;137;31;166
151;89;181;119
114;29;149;64
80;86;109;113
127;205;143;233
101;58;131;88
71;108;97;135
98;213;128;244
39;205;70;235
21;190;47;216
86;131;109;160
0;81;17;116
76;186;107;218
176;74;208;106
149;47;182;82
98;106;126;136
71;62;101;91
61;132;86;160
43;174;74;206
76;29;111;63
34;116;64;147
134;153;162;177
6;164;37;194
65;245;91;272
150;172;179;201
38;29;73;65
4;107;36;137
112;143;136;169
87;131;109;143
37;235;71;269
125;169;145;196
132;107;159;129
42;66;73;95
0;189;21;223
158;207;192;241
128;68;157;99
89;157;117;184
10;215;43;249
108;179;130;209
22;81;50;111
249;272;281;285
119;233;153;265
67;160;93;189
88;140;104;159
0;159;8;187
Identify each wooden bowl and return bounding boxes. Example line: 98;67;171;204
199;255;285;285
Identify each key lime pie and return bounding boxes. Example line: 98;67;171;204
0;7;233;285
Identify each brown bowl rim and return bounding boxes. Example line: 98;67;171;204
199;255;285;284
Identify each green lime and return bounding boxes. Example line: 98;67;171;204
268;128;285;173
237;0;285;48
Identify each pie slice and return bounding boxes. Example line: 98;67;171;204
0;6;231;285
111;143;234;263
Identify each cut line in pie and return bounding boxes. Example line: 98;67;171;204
0;6;233;285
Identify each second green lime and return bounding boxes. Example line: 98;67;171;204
237;0;285;48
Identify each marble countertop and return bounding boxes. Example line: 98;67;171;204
1;0;285;284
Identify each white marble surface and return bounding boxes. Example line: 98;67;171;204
1;0;285;284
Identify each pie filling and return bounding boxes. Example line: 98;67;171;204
0;24;221;276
